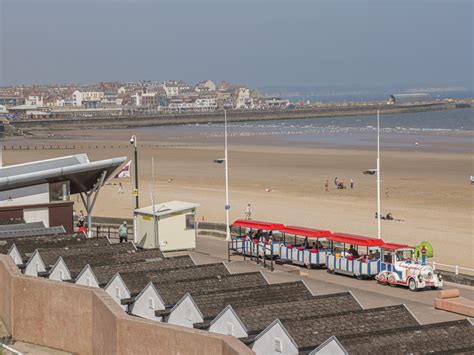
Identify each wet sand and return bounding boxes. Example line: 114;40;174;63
3;127;473;269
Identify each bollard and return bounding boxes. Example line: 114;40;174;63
455;265;459;275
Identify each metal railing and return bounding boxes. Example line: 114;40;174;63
426;261;474;276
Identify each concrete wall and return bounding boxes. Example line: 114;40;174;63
0;255;253;355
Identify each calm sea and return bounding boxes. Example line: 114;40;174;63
141;108;474;153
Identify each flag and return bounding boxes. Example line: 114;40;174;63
115;160;132;178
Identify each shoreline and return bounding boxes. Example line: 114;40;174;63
8;102;469;132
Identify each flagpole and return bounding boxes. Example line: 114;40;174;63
377;110;381;239
224;109;231;241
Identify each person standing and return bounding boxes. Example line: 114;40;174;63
245;204;252;220
334;177;338;186
350;178;354;189
421;245;427;265
119;221;128;243
325;180;329;192
77;210;85;228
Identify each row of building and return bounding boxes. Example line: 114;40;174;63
0;80;292;119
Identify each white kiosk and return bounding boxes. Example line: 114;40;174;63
134;200;199;251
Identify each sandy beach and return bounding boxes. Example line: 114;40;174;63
3;121;473;269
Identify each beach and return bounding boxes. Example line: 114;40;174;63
3;111;473;269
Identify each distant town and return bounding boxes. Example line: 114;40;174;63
0;80;471;122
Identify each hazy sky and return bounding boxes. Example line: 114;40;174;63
0;0;472;88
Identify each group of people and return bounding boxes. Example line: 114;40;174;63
341;245;381;263
247;229;273;243
326;177;354;191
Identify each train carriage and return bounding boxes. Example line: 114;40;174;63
230;219;284;258
278;226;333;267
326;233;384;278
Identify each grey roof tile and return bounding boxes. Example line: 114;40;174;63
339;319;474;355
233;292;362;335
191;281;314;320
89;255;194;285
281;305;419;350
120;263;230;295
158;272;269;306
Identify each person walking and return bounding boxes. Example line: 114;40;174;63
118;182;124;194
244;204;252;220
118;221;128;243
325;180;329;192
350;178;354;189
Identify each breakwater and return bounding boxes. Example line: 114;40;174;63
11;103;462;131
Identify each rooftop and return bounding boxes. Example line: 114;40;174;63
120;263;230;296
135;201;200;216
230;292;362;335
191;281;314;320
338;319;474;354
157;272;269;306
280;304;419;350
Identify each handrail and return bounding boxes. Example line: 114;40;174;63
426;261;474;275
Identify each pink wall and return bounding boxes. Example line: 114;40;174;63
0;255;253;355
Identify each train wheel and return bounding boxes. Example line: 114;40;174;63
408;278;418;292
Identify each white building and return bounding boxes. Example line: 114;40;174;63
235;88;252;109
25;95;44;107
163;84;180;98
72;90;105;107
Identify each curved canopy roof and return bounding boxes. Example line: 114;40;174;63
0;154;126;194
280;226;333;238
328;233;384;247
232;219;285;231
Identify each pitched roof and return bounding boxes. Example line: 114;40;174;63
0;235;110;258
191;281;313;320
231;292;362;335
338;319;474;355
0;226;66;238
36;242;136;269
159;272;269;306
88;255;194;285
281;305;419;350
120;263;230;295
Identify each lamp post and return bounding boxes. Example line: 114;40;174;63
224;109;231;241
130;135;139;210
376;110;381;240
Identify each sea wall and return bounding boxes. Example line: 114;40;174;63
0;255;253;355
11;103;458;131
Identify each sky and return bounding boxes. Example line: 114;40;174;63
0;0;472;89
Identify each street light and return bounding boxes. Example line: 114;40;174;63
130;135;139;210
224;108;231;241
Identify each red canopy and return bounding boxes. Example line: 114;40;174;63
381;243;413;250
280;226;333;239
328;233;385;247
231;219;285;231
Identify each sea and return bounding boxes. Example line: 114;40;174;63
157;108;472;153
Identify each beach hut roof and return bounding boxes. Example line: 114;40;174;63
328;233;384;247
231;219;285;231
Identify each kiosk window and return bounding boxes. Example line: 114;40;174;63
185;214;195;230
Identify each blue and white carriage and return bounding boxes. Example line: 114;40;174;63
326;233;384;279
230;220;285;258
277;226;333;267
